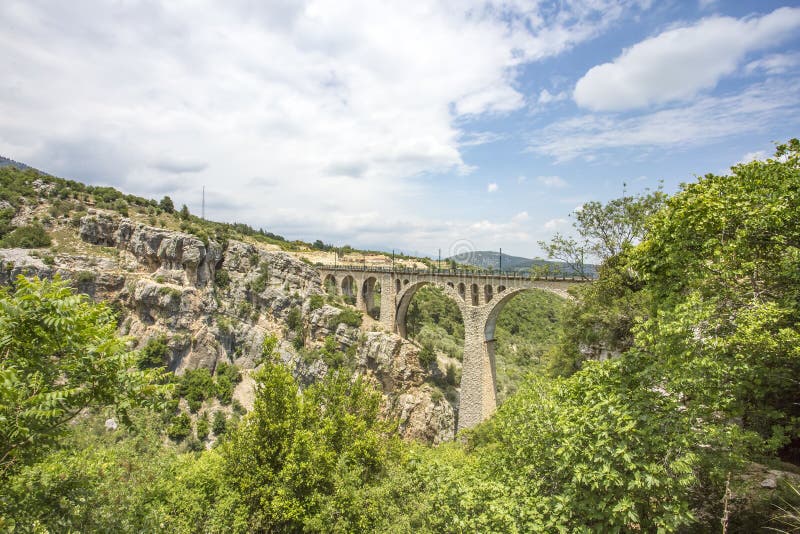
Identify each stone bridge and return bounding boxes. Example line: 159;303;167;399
316;266;584;432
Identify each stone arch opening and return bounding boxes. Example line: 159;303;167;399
458;282;466;300
498;285;506;293
484;284;493;302
471;283;479;306
341;275;356;304
395;281;465;341
447;282;454;288
403;279;410;286
323;274;337;295
482;287;568;404
395;279;401;292
362;277;381;319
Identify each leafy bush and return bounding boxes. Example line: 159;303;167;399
215;362;241;405
196;413;209;440
139;335;170;369
167;412;192;441
286;306;303;332
0;208;15;238
231;399;245;416
309;294;325;311
214;269;230;289
328;308;362;329
76;270;96;284
212;411;227;436
159;196;175;213
259;333;279;365
250;261;271;294
0;276;168;470
418;343;436;368
178;369;215;412
168;362;397;531
0;223;51;248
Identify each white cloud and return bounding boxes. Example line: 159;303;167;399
543;218;568;230
531;79;800;161
0;0;646;251
745;52;800;75
536;175;568;188
512;211;529;223
573;7;800;111
537;88;568;105
487;182;499;193
738;150;767;164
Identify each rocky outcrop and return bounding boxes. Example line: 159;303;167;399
0;248;54;284
80;214;222;287
1;214;457;444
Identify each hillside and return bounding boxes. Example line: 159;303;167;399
0;155;36;171
0;164;458;443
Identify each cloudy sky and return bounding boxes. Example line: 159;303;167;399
1;1;799;258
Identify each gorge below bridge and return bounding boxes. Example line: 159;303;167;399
316;266;584;432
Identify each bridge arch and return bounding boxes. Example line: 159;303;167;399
482;286;567;341
323;274;337;294
341;275;356;303
362;276;381;319
395;280;466;339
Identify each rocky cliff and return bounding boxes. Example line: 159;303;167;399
1;211;455;443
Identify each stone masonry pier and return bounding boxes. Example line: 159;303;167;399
316;266;583;432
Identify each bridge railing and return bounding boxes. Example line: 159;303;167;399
316;264;595;281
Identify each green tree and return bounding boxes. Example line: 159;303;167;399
631;139;800;455
172;359;397;531
178;368;215;412
159;196;175;213
0;276;168;473
139;335;170;369
196;413;210;440
539;187;666;278
179;204;190;220
212;411;227;436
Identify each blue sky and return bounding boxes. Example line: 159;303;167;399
1;1;799;258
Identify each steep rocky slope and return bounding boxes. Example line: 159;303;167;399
1;210;456;443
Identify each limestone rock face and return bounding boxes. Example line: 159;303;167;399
1;215;457;443
358;331;456;443
80;214;222;287
0;248;53;284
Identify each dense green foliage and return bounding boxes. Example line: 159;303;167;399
328;307;363;328
0;276;167;473
0;223;51;248
160;359;398;532
139;334;170;369
406;285;464;361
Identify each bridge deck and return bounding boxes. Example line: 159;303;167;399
318;264;590;282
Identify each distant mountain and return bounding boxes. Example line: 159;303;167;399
448;250;596;277
0;156;35;171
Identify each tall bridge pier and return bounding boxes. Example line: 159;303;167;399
317;266;580;432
